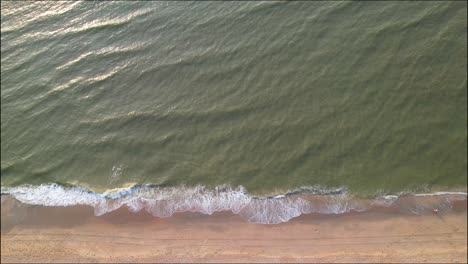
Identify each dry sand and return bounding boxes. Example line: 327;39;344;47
1;196;467;263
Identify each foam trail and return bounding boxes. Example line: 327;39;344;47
1;184;466;224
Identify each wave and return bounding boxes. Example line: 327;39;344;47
1;184;466;224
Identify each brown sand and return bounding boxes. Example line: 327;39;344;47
1;196;467;263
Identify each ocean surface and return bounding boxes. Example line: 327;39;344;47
1;1;467;223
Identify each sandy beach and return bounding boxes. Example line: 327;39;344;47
1;196;466;263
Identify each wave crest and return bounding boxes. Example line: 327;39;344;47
1;184;466;224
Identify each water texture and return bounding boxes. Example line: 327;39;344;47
1;1;467;197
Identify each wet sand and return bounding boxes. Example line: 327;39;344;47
1;196;467;263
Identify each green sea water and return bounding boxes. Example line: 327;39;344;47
1;1;467;196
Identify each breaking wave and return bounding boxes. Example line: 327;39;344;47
1;184;466;224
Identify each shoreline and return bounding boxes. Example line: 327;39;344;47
1;196;467;263
2;184;467;224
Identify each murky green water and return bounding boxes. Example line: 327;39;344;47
1;1;466;196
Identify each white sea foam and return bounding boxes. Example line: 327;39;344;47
1;184;466;224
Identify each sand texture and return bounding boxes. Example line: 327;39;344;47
1;196;467;263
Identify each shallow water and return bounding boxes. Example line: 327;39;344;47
1;184;466;224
